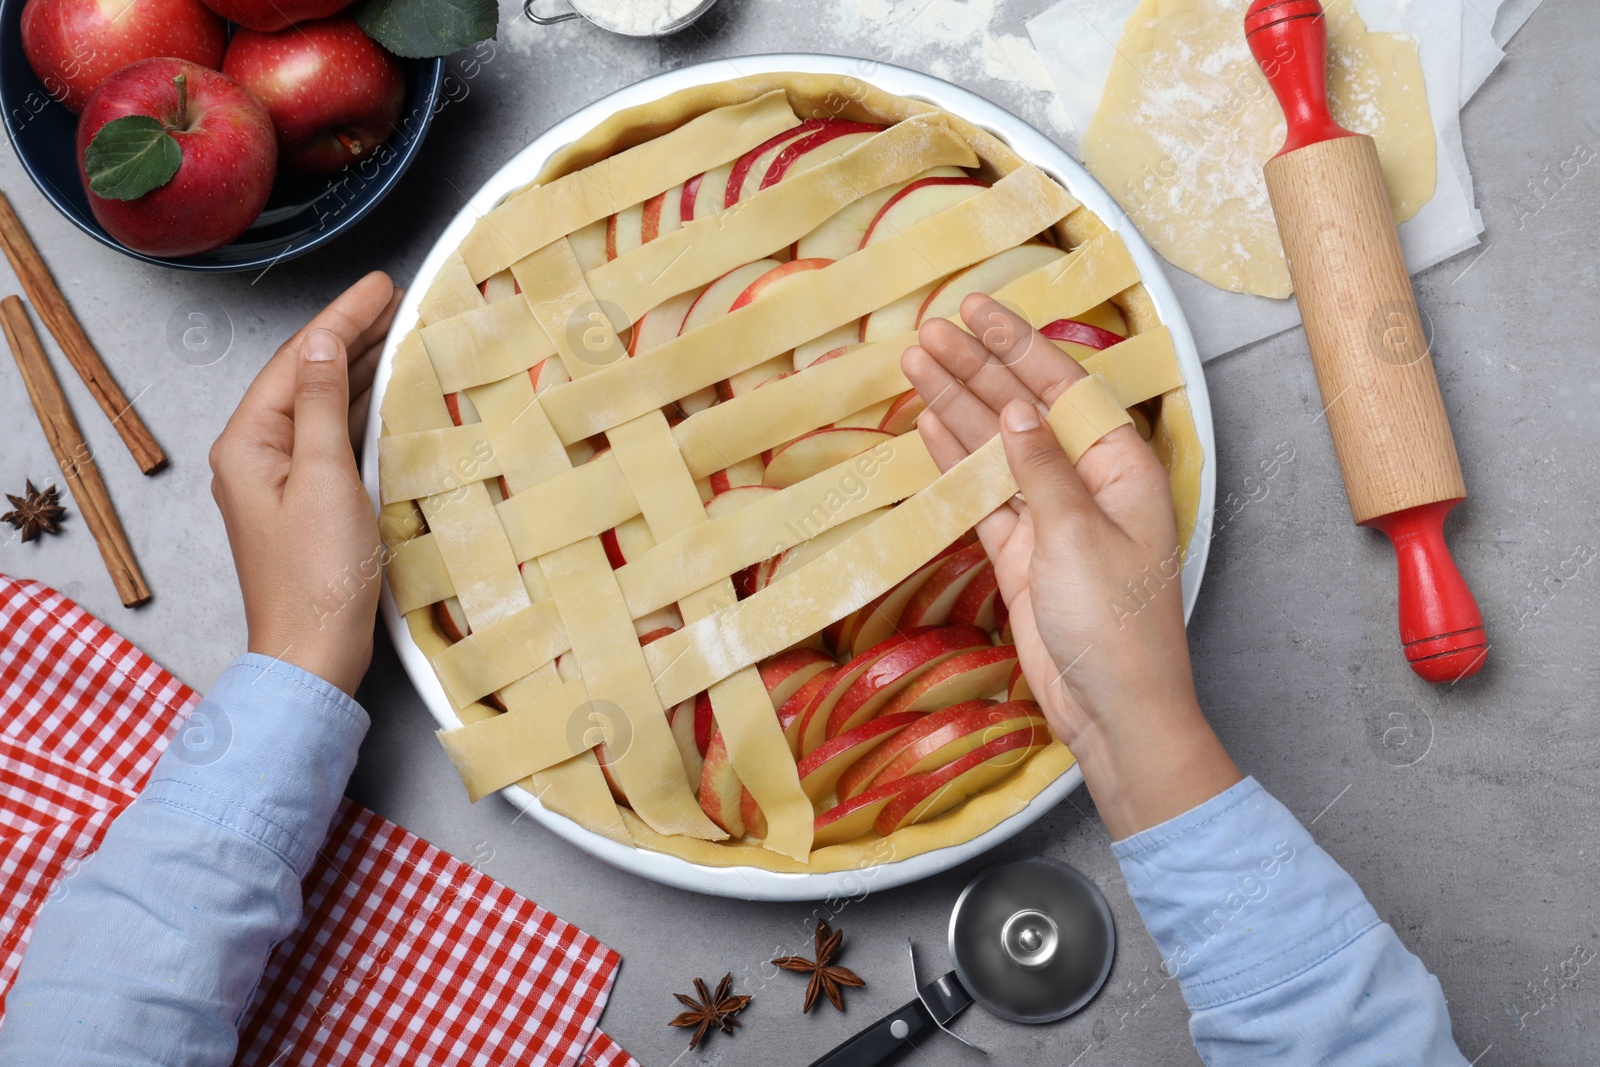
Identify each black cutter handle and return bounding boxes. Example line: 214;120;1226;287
806;998;933;1067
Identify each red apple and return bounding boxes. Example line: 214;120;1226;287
21;0;226;114
77;59;276;257
222;16;404;175
198;0;347;32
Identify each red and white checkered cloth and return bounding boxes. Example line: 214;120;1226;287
0;574;641;1067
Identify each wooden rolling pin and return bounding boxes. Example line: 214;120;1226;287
1245;0;1486;683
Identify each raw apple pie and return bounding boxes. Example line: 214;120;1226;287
377;74;1203;872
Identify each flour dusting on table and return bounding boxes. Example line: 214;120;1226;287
833;0;1073;135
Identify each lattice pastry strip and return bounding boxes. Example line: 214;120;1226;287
382;321;1179;625
421;119;972;397
512;239;814;859
381;81;1205;868
416;323;638;843
537;166;1079;446
382;222;1124;509
642;376;1134;707
458;90;801;281
417;118;1004;397
582;115;978;325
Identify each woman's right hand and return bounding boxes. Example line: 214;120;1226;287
902;295;1240;839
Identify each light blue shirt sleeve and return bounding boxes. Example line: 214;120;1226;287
1113;776;1467;1065
0;654;369;1067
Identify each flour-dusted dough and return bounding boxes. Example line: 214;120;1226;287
1083;0;1436;298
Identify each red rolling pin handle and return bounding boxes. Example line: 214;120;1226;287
1366;502;1488;683
1245;0;1355;154
1245;0;1488;682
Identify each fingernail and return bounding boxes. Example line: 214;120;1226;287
1003;399;1039;432
306;329;338;362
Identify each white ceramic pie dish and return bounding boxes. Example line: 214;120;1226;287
362;54;1215;901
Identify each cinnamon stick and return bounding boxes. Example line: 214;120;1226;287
1;296;150;607
0;191;166;475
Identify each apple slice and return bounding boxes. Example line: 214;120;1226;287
706;485;779;596
792;323;860;370
872;701;1047;789
600;513;653;569
880;644;1019;717
704;484;777;517
725;120;824;207
693;690;715;758
706;455;767;497
1008;662;1035;703
778;665;837;757
763;427;893;489
681;259;783;336
760;648;835;710
629;287;703;357
898;542;990;629
669;698;703;784
479;269;517;302
835;399;893;430
605;201;646;261
432;596;470;642
796;711;922;803
760;121;887;189
698;726;745;836
528;356;571;395
443;389;480;427
917;245;1064;326
731;257;834;312
860;176;987;248
824;625;992;738
718;355;792;401
1041;317;1124;352
873;723;1051;836
739;784;768;841
860;285;934;342
878;390;926;437
569;218;608;271
751;508;888;594
795;631;913;757
631;606;681;641
682;160;736;221
832;535;974;657
837;698;992;800
1073;300;1130;338
948;560;1004;630
796;166;969;261
811;777;915;847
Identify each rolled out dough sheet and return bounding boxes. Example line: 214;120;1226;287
1027;0;1544;359
1081;0;1437;300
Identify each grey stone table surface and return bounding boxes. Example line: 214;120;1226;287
1;1;1596;1063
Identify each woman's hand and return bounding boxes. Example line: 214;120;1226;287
903;295;1239;838
210;272;402;696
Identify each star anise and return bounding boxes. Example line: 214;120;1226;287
3;481;67;542
772;920;865;1013
669;972;751;1050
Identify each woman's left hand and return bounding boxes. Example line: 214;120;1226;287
209;272;401;696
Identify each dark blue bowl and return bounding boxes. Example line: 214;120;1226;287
0;0;444;272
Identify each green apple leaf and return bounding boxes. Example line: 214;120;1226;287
354;0;498;58
84;116;182;201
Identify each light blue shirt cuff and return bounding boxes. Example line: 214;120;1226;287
1112;777;1380;1011
144;653;369;876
